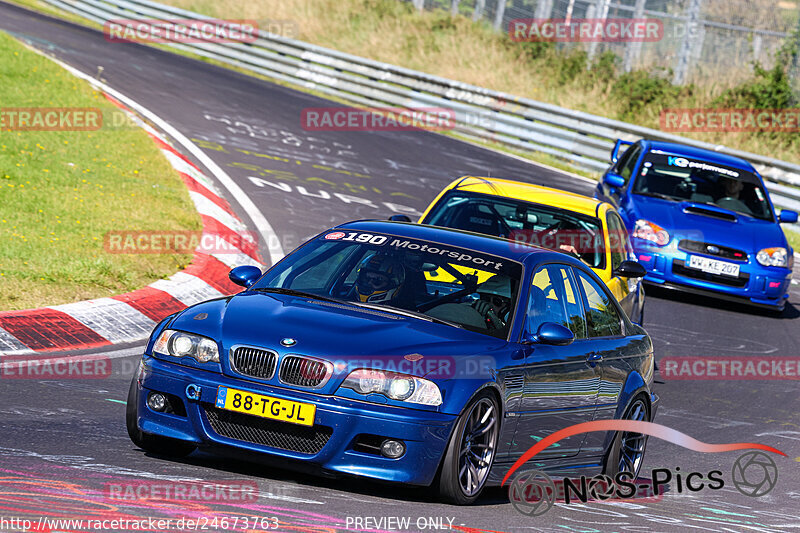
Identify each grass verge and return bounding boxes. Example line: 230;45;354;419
785;228;800;254
0;30;200;311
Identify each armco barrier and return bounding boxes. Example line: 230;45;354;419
41;0;800;214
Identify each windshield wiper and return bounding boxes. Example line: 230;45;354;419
635;191;677;202
251;287;344;305
353;302;464;329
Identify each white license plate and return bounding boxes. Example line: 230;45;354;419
687;255;741;277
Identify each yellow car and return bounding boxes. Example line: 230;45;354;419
418;176;646;322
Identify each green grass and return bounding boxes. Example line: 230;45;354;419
785;228;800;254
0;30;201;310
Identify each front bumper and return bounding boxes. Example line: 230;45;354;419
133;356;457;486
633;244;791;309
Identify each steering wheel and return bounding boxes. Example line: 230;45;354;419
540;220;564;236
471;299;504;330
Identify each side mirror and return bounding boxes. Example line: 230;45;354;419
531;322;575;346
388;214;412;222
614;260;647;278
603;173;626;189
229;265;262;288
779;210;798;224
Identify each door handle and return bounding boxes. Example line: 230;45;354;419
586;353;603;366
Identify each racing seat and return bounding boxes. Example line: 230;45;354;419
450;204;506;238
394;268;428;309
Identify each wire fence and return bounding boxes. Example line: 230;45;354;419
407;0;800;86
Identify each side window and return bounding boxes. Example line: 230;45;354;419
559;266;587;340
618;145;641;184
575;270;623;338
614;144;633;171
527;265;586;340
605;211;628;271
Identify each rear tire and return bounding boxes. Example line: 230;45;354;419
126;376;196;458
437;391;500;505
603;395;649;478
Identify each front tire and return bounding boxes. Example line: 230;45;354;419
126;376;197;458
437;391;500;505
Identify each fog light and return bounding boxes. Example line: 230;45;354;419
147;392;167;412
381;439;406;458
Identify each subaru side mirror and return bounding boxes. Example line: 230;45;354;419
779;210;798;224
604;173;626;189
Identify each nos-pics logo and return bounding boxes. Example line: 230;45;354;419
502;420;784;517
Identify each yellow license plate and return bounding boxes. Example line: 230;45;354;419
215;386;315;426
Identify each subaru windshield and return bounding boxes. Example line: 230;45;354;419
253;230;523;339
632;152;773;220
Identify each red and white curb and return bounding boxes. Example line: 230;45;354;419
0;79;266;355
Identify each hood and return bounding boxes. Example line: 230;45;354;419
167;292;507;392
625;195;786;252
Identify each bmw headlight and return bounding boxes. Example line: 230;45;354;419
632;219;670;246
756;247;789;268
153;329;220;363
340;369;442;406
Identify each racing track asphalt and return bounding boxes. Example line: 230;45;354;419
1;3;799;531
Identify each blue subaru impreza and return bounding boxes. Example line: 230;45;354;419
127;220;657;504
596;139;797;311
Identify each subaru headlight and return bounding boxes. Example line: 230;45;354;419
153;329;219;363
340;369;442;406
632;219;670;246
756;247;788;268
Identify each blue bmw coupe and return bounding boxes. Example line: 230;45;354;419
127;221;657;504
596;139;798;311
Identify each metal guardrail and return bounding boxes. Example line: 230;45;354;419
40;0;800;215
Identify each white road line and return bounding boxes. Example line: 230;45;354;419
24;45;285;266
160;149;222;196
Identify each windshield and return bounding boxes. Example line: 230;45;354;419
422;191;606;269
633;152;773;220
253;230;522;339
